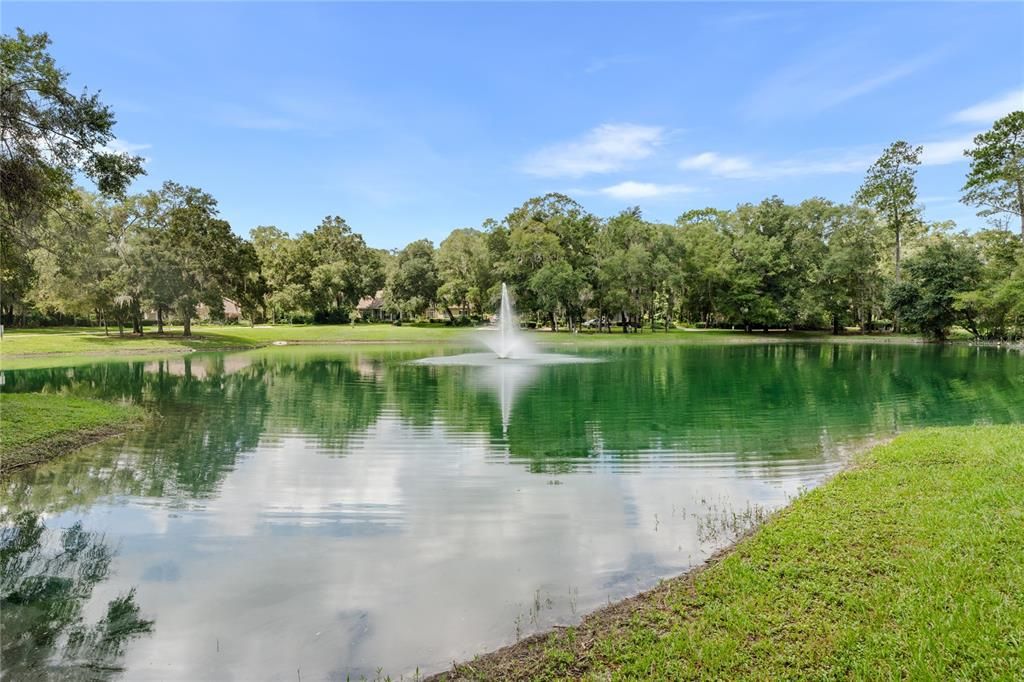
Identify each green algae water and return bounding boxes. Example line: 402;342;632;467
2;342;1022;679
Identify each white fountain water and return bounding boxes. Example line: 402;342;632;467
479;282;533;360
411;283;598;434
411;282;593;368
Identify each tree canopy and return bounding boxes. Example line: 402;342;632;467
962;111;1024;237
4;27;1022;342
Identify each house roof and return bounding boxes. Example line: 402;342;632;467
356;290;386;311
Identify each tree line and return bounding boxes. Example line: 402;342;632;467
3;29;1023;340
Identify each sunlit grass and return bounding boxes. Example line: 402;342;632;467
0;393;146;475
0;322;930;371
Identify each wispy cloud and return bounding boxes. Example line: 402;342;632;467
523;123;665;178
746;43;940;120
102;139;151;155
680;132;977;182
101;139;152;163
598;181;695;200
920;133;978;166
950;89;1024;124
679;150;869;180
679;152;754;177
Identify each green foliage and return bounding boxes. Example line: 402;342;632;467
436;228;494;317
855;140;923;285
0;29;144;251
962;110;1024;236
386;238;440;317
494;193;598;329
889;234;982;339
251;217;383;323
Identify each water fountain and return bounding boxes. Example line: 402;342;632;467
412;283;591;367
479;283;532;360
412;283;597;432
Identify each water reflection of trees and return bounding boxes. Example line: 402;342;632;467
3;344;1022;503
390;343;1024;468
0;512;154;680
2;352;388;512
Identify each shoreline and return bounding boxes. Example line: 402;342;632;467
0;394;149;477
0;422;145;478
427;425;1024;680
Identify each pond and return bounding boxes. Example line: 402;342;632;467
2;342;1022;680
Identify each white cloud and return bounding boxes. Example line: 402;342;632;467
598;181;694;200
523;123;664;178
679;133;978;182
102;139;151;155
679;152;754;177
679;150;870;180
950;89;1024;124
746;44;939;120
821;58;930;111
920;133;978;166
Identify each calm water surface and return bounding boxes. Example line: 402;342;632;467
2;342;1022;680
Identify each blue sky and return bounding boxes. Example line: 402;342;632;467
7;2;1024;248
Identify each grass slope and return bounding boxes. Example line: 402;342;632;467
0;393;146;475
436;425;1024;680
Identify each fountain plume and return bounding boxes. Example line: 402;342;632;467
481;283;534;359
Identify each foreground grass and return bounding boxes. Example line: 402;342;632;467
436;425;1024;680
0;393;146;475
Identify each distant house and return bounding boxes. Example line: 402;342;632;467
356;290;393;321
426;303;470;321
196;298;242;321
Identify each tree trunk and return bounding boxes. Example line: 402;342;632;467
894;223;902;334
832;314;841;335
157;305;164;334
1017;180;1023;239
550;311;557;332
183;314;192;337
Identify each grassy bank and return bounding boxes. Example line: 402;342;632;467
0;393;147;475
434;425;1024;680
0;323;927;370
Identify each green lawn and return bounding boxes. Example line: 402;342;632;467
0;392;147;475
0;323;925;371
437;425;1024;680
0;323;470;368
